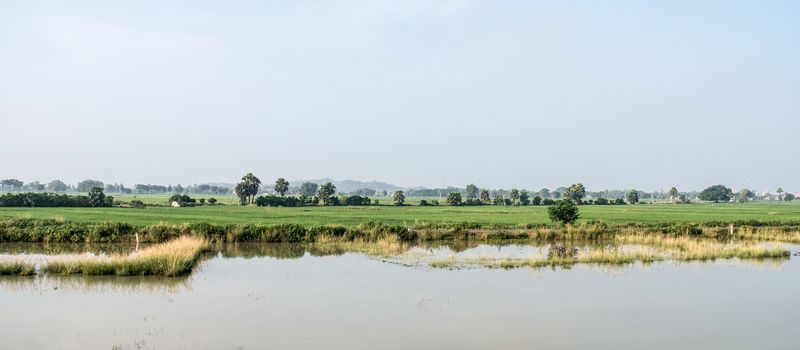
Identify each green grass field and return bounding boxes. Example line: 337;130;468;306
2;201;799;227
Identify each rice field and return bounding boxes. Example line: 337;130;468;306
1;201;799;228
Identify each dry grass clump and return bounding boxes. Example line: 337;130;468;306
313;236;411;258
45;236;208;277
734;227;800;243
615;234;790;261
0;260;36;276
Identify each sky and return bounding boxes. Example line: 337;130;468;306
1;0;798;192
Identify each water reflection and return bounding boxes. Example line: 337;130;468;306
0;274;192;294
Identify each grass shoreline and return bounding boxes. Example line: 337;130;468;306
2;217;800;244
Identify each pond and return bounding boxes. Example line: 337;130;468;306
1;242;799;350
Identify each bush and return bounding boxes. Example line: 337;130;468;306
130;200;145;208
341;195;371;206
169;194;196;206
547;200;580;226
255;195;304;207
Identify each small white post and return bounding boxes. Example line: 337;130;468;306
135;232;140;252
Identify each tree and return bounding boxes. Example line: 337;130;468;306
548;200;580;226
737;189;755;203
46;180;68;192
174;184;184;194
626;189;640;204
1;179;24;191
393;190;405;206
538;188;551;199
777;187;785;201
698;185;733;203
318;182;337;205
77;179;104;193
208;197;218;205
479;189;491;204
299;182;319;197
493;194;504;206
509;189;520;205
236;173;261;205
465;184;479;200
88;187;107;207
446;192;462;206
785;193;796;202
274;178;289;197
668;187;679;203
26;181;45;192
562;183;586;203
519;190;530;205
531;196;542;205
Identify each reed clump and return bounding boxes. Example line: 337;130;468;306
45;236;209;277
614;234;791;261
0;260;36;276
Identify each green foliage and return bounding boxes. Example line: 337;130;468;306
547;200;580;226
562;183;586;202
519;191;530;205
479;189;490;204
169;194;196;206
341;195;370;206
465;184;479;200
299;182;319;197
493;194;504;206
76;179;103;193
0;192;111;207
393;190;405;206
255;195;306;207
531;196;542;205
274;178;289;196
668;187;679;202
626;190;639;204
46;180;68;192
509;189;520;205
737;189;755;203
235;173;261;205
317;182;337;205
698;185;733;202
446;192;462;206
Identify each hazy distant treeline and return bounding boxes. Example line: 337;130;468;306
0;179;230;196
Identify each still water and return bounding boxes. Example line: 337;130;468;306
1;242;798;350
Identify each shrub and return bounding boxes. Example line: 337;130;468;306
547;200;580;226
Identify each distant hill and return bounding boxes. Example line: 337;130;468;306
291;178;400;193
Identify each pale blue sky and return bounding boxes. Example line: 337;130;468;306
1;0;798;192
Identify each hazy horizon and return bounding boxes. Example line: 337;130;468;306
2;1;798;192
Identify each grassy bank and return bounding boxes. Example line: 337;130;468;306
3;217;800;244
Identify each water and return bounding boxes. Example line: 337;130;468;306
1;242;799;349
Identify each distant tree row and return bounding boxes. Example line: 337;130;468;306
0;187;112;207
